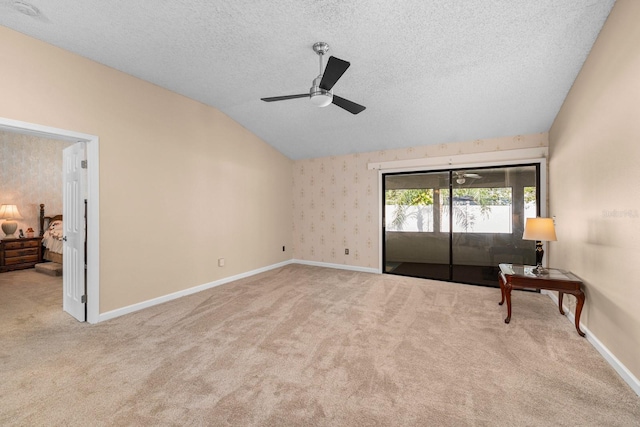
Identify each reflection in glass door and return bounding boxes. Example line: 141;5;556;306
384;165;538;287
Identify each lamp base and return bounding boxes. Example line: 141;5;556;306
533;241;545;275
1;220;18;239
532;264;547;276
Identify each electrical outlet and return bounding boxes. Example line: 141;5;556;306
218;258;225;267
345;249;349;255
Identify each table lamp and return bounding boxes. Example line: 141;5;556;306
0;204;24;239
522;217;557;274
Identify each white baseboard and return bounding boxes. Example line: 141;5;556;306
542;290;640;396
98;259;294;322
291;259;380;274
97;259;378;323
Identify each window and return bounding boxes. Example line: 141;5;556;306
440;188;513;233
385;189;434;232
524;186;537;222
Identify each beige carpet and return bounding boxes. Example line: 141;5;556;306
1;265;638;426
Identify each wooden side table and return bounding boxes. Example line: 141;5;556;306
498;263;586;337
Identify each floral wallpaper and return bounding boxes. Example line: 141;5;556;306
0;130;73;237
292;133;549;270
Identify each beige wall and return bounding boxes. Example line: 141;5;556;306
293;133;548;268
0;131;72;235
0;26;293;313
549;0;640;379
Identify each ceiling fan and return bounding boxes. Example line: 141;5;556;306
454;171;482;184
260;42;366;115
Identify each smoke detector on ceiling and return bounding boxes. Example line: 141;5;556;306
13;1;41;17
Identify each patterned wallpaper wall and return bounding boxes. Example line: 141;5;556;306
0;130;73;237
292;133;549;270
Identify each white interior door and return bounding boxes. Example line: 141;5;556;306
63;142;87;321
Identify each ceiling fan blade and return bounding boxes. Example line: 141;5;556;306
332;95;366;115
320;56;350;91
261;94;308;102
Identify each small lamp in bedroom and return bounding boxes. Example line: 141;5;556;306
0;204;24;239
522;217;557;275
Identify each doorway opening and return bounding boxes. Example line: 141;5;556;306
0;117;100;322
383;164;540;287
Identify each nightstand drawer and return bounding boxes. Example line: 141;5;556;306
5;254;40;265
3;240;40;250
5;248;39;258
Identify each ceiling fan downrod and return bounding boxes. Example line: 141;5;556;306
310;42;332;107
313;41;329;74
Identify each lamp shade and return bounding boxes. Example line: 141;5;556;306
0;204;23;220
0;204;23;239
523;217;557;241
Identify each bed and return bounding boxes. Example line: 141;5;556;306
39;204;63;264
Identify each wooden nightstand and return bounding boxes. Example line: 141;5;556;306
0;237;43;273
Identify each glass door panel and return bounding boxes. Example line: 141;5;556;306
450;166;537;286
384;172;450;281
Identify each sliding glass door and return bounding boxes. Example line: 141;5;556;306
384;164;538;287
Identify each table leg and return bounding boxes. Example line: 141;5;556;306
498;273;505;306
504;282;512;324
558;292;565;315
572;290;586;337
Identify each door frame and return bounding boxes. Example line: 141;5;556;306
369;147;549;274
0;117;100;323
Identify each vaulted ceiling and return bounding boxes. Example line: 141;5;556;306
0;0;615;160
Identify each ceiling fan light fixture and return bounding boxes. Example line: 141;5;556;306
310;90;333;107
309;76;333;107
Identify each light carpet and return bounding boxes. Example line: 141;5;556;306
1;265;638;426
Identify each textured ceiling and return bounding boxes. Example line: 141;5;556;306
0;0;615;160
